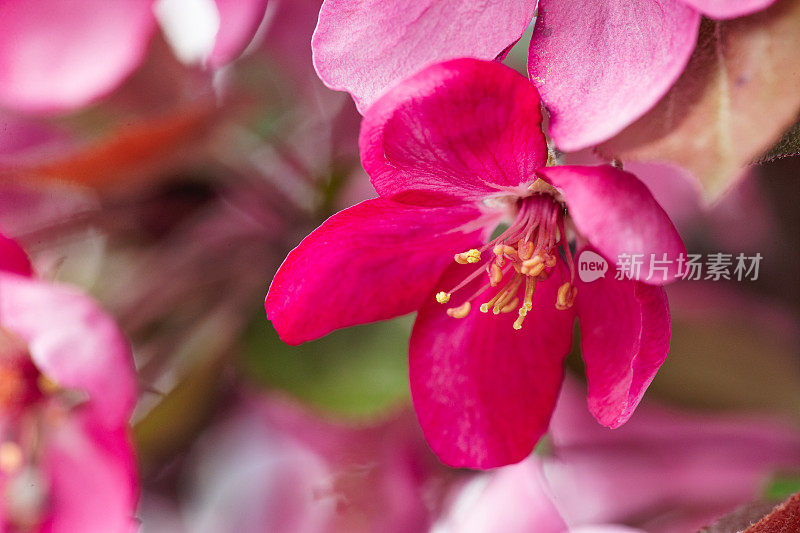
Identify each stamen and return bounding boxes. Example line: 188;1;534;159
492;245;506;268
454;249;481;264
499;297;519;313
521;276;536;312
446;302;471;318
518;240;534;261
492;276;523;314
435;191;573;330
521;256;545;277
489;263;504;286
480;275;520;313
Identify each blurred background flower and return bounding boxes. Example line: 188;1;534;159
1;0;800;531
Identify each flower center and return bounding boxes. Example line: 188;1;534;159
0;327;65;529
0;328;42;414
435;185;577;330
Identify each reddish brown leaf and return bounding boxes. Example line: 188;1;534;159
598;0;800;199
744;491;800;532
1;103;218;192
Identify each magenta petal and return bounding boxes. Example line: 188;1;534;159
410;264;575;469
539;165;686;284
207;0;269;67
0;234;33;277
360;58;548;206
0;273;137;428
0;0;156;113
528;0;700;150
312;0;536;112
677;0;777;19
265;198;486;345
576;269;670;428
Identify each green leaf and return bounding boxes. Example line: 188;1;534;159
242;315;413;420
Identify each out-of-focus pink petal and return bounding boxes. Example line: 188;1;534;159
185;395;436;533
42;414;138;533
0;0;156;113
409;263;574;469
571;527;646;533
0;273;136;428
545;379;800;530
438;459;567;533
265;198;487;345
312;0;536;112
539;165;686;284
576;269;670;429
360;58;548;206
528;0;700;151
0;235;32;277
207;0;269;67
678;0;777;19
0;114;73;165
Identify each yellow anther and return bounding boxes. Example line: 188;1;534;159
455;249;481;264
522;254;543;268
446;302;471;319
0;442;23;474
544;253;558;268
435;292;451;304
518;241;534;261
521;261;545;277
489;263;504;286
479;303;490;313
556;283;578;311
499;297;519;314
513;313;527;330
499;245;517;257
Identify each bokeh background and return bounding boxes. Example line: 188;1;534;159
2;0;800;531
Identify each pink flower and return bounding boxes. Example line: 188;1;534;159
543;380;800;532
527;0;778;151
0;239;138;532
312;0;537;113
0;0;271;114
265;59;685;469
435;380;800;532
156;0;270;67
311;0;776;150
435;456;644;533
0;0;157;113
180;394;441;533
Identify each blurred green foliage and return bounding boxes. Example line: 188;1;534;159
765;473;800;500
242;314;414;419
